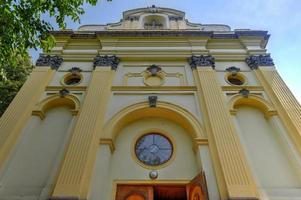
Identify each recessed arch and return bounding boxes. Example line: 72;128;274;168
101;101;205;143
32;94;80;119
139;13;170;29
229;94;277;118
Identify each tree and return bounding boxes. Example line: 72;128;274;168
0;0;109;116
0;0;102;73
0;54;33;116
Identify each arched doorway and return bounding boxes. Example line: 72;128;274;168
90;102;215;200
111;117;208;200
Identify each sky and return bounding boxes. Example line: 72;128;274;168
31;0;301;103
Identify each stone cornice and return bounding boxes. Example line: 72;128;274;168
50;30;269;40
111;86;197;91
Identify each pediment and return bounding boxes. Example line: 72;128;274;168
78;5;231;31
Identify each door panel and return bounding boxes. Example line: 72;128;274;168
154;185;186;200
116;172;208;200
126;194;145;200
116;185;153;200
186;171;209;200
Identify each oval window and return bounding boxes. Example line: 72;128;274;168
63;74;82;85
135;133;173;166
227;74;245;85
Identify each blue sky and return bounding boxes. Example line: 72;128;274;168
31;0;301;103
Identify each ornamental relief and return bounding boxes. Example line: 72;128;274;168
122;65;187;86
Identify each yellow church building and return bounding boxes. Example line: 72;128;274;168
0;6;301;200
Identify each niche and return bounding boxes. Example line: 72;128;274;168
0;107;74;198
234;107;301;189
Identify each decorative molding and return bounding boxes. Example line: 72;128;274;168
147;5;159;13
146;64;162;76
228;93;277;118
239;88;250;98
68;67;82;74
59;88;70;97
36;54;63;70
221;86;263;91
148;96;157;107
102;101;206;143
51;30;269;40
93;55;120;70
245;55;274;70
99;138;115;153
32;93;80;119
45;86;87;91
111;86;197;91
123;71;186;87
169;16;183;21
193;138;209;155
194;138;209;145
226;66;240;76
125;16;139;21
188;55;215;69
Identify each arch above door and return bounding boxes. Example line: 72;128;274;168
101;101;206;143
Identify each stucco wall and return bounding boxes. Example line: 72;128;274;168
113;63;194;86
0;107;75;200
234;106;301;199
90;117;202;200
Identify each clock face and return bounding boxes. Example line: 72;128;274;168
135;133;173;166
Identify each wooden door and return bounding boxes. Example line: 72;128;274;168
116;185;154;200
186;171;209;200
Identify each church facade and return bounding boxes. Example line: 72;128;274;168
0;6;301;200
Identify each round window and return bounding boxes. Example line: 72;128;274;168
135;133;173;166
63;74;82;85
227;74;245;85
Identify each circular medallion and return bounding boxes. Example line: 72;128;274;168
135;133;173;166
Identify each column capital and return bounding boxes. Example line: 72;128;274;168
188;55;215;69
93;55;120;70
245;54;274;70
35;54;63;70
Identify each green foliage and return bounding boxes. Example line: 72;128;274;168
0;0;112;116
0;0;102;75
0;54;33;116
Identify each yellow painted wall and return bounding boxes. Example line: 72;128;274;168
234;106;301;199
90;117;201;200
104;94;202;125
2;7;301;199
0;107;75;199
112;62;194;86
